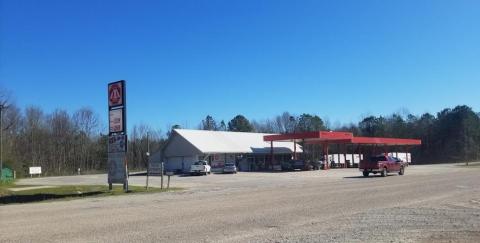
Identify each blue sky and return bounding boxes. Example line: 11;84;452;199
1;0;479;132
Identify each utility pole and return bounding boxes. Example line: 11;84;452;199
0;104;4;180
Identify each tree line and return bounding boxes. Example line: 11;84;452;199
196;107;480;163
1;87;479;177
0;89;165;176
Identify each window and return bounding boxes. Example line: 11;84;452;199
371;156;386;162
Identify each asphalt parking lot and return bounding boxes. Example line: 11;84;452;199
2;163;480;243
13;163;456;192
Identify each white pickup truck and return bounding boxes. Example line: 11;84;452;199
189;161;211;176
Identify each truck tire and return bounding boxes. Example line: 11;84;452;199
363;171;369;177
381;167;387;177
399;166;404;175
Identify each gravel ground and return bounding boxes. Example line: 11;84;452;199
1;163;479;243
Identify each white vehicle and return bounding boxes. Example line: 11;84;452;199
190;160;211;175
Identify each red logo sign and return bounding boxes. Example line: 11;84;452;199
108;82;123;107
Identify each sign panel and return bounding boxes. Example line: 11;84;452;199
29;166;42;175
107;80;127;188
108;81;124;107
149;162;163;175
108;152;127;184
109;109;124;133
108;134;127;153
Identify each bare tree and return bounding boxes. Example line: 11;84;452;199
0;87;20;176
73;107;99;170
73;107;99;137
251;119;276;133
48;110;73;174
24;106;46;168
274;112;297;134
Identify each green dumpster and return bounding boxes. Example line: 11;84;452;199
1;166;14;182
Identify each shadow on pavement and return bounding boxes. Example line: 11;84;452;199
343;175;385;179
1;191;103;205
128;172;147;176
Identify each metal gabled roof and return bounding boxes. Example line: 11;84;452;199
173;129;302;154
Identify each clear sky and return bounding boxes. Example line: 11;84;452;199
1;0;479;132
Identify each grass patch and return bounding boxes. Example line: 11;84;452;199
0;180;17;196
1;184;182;205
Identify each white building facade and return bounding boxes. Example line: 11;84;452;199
159;129;302;173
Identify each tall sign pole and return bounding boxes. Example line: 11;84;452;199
107;80;128;191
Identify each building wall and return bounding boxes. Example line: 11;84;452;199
239;154;292;171
209;154;237;173
165;155;199;173
165;153;294;173
162;131;298;173
163;133;202;158
162;132;203;173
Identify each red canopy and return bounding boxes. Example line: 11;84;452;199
264;131;421;146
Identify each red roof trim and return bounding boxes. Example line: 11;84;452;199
351;137;421;145
263;131;353;142
264;131;421;146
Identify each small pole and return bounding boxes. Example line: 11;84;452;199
161;162;164;189
146;132;150;190
124;157;129;192
167;174;171;189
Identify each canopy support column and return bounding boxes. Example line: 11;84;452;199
323;143;329;170
406;146;410;163
270;141;275;170
293;140;297;160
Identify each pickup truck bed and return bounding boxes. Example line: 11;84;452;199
190;161;211;176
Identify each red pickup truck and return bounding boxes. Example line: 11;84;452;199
359;155;406;177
